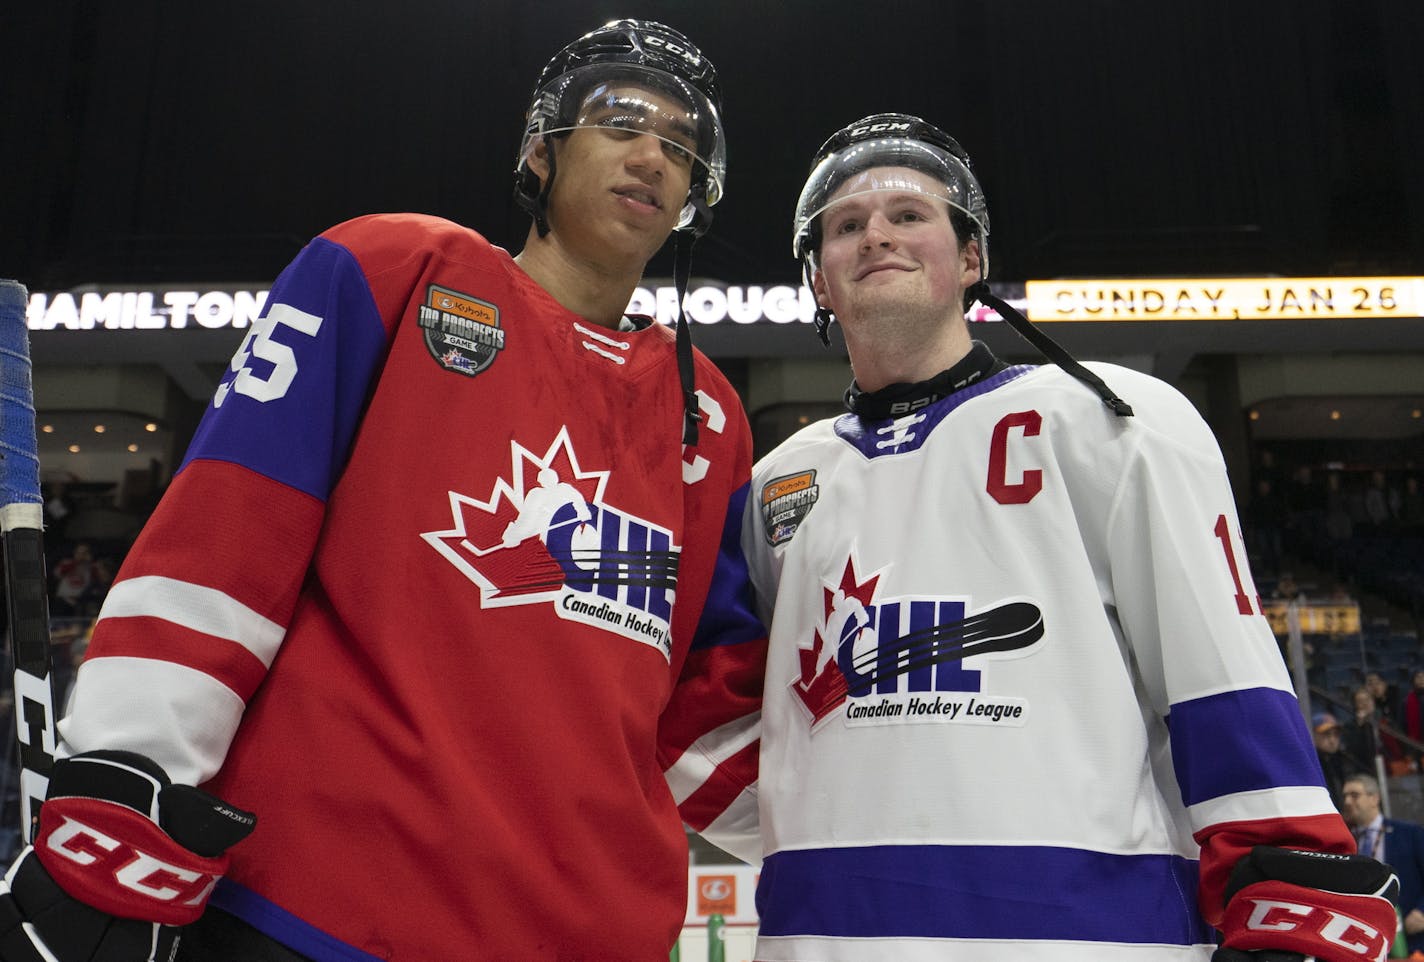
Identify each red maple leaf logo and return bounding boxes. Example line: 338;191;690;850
421;429;609;605
792;556;881;725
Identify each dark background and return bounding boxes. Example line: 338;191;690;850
4;0;1423;293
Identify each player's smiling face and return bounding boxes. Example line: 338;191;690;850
812;166;980;327
531;86;696;266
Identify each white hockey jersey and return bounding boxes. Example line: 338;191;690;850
739;360;1352;962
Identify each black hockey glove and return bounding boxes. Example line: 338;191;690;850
0;750;255;962
1212;846;1399;962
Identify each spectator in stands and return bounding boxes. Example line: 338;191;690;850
1325;581;1354;602
41;475;78;557
1338;683;1406;774
1365;470;1394;533
1367;670;1404;728
1245;476;1289;572
1405;670;1424;765
1326;472;1354;544
1314;711;1366;811
1341;773;1424;953
79;555;118;617
1346;473;1372;531
50;541;99;616
1341;685;1387;773
1254;448;1283;487
1285;463;1321;516
1400;475;1424;532
1272;571;1305;603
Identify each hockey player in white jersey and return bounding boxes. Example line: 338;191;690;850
739;113;1400;961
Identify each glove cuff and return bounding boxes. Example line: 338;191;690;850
35;796;229;926
1220;878;1396;962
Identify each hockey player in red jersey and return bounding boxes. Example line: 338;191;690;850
0;19;765;962
736;114;1399;961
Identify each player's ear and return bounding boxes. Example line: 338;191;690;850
526;138;551;184
812;269;830;310
960;237;982;287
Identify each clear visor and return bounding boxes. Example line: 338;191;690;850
519;63;726;215
793;138;988;259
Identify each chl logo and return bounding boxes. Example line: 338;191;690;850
794;555;1044;725
422;428;680;659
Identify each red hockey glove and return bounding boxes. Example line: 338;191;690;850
0;750;255;962
1213;846;1399;962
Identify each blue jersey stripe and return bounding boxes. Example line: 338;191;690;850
1168;686;1323;806
691;481;766;651
833;365;1036;458
756;844;1213;945
182;237;389;501
211;880;385;961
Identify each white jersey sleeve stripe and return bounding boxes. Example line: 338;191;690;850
99;575;286;667
664;711;760;805
58;657;247;787
696;786;762;867
1186;784;1338;833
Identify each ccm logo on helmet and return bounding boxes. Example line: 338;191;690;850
46;815;218;905
1245;898;1387;958
643;34;702;67
850;121;912;137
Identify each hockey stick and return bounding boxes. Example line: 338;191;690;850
0;279;55;841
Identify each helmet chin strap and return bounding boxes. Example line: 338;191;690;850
804;274;1134;419
971;283;1133;417
804;262;835;347
672;230;702;445
673;184;713;445
532;136;556;238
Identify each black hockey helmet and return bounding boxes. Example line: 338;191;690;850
795;113;1133;417
514;19;727;238
795;114;988;266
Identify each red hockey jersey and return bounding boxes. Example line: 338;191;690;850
59;214;766;960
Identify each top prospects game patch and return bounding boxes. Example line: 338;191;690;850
419;284;506;377
761;470;819;546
